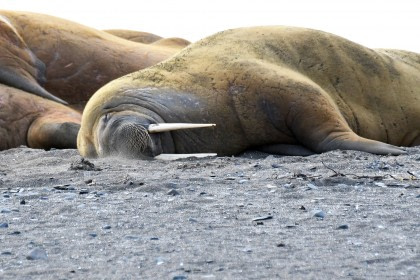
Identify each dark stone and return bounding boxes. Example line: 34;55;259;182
337;224;349;230
70;158;102;171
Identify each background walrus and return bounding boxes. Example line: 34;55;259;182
78;26;420;158
0;11;189;150
0;10;189;109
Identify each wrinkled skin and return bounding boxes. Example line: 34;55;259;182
0;11;189;150
78;26;420;158
0;10;189;109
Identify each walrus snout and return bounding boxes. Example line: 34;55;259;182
97;114;162;158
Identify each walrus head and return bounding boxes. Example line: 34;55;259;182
78;107;215;159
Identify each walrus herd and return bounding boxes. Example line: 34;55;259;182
1;11;419;158
0;10;188;150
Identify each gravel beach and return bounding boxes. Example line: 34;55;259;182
0;147;419;279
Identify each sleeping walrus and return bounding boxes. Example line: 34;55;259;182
0;10;189;109
77;26;420;159
0;11;189;150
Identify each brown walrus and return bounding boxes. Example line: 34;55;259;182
0;84;81;150
0;11;189;150
77;26;420;158
0;10;189;109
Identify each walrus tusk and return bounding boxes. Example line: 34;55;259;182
147;123;216;133
154;153;217;160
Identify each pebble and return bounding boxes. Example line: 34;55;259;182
306;183;318;190
271;163;281;168
1;208;11;214
0;222;8;228
20;199;26;205
3;194;10;198
252;215;273;221
27;247;48;260
173;276;187;280
79;189;89;195
89;233;97;237
313;210;326;219
1;251;12;255
167;189;180;196
102;225;112;230
337;224;349;230
188;217;198;223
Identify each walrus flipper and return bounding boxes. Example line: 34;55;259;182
27;119;80;149
285;80;407;156
0;69;67;105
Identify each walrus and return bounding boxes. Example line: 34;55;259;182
105;29;190;50
0;11;189;150
0;84;81;150
77;26;420;159
0;10;189;109
0;14;66;104
104;29;164;44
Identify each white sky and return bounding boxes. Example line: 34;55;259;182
3;0;420;52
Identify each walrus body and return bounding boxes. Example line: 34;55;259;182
0;10;188;109
0;84;81;150
78;26;420;158
0;11;189;150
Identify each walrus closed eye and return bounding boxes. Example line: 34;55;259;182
78;26;420;159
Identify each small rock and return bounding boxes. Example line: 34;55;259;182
306;183;318;190
150;237;159;240
20;199;26;205
242;247;253;253
313;210;326;219
102;225;112;230
70;158;102;171
271;163;281;168
1;251;12;255
252;215;273;221
173;276;187;280
3;194;10;198
167;189;180;196
89;233;97;237
54;184;70;190
374;182;387;188
0;222;8;228
1;208;11;214
276;243;286;247
299;205;306;211
188;217;198;223
27;247;48;260
156;257;165;265
337;224;349;230
84;179;93;184
9;231;21;235
79;189;89;195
